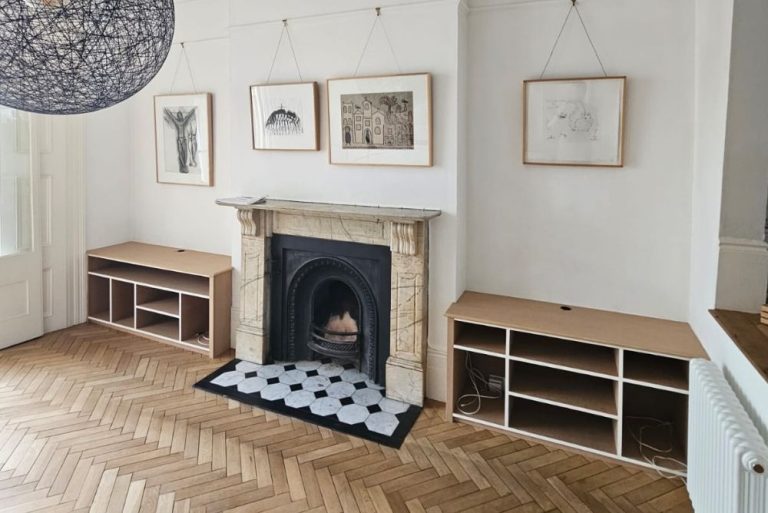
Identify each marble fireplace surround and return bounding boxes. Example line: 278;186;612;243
220;199;441;406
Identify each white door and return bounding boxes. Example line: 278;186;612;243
0;109;43;349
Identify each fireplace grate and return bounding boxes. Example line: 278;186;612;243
308;322;360;359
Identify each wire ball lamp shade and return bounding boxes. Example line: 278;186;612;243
0;0;175;115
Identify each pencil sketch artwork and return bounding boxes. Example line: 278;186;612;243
340;91;414;150
163;106;199;174
544;100;599;142
265;104;303;136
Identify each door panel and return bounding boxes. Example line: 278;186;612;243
0;109;42;349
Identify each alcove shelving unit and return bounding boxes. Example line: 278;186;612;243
87;242;232;357
446;292;707;476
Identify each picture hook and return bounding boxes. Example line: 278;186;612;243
282;19;288;27
375;7;381;16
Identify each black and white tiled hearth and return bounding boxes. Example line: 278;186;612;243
195;359;421;448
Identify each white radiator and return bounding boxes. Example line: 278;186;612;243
689;359;768;513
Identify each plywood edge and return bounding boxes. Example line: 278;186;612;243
88;242;232;277
447;291;707;360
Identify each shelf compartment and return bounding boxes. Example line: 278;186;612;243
509;332;618;378
136;310;179;341
137;285;180;317
181;294;210;347
110;280;134;328
508;361;617;417
88;275;110;321
89;263;209;297
452;349;506;426
453;321;506;356
508;398;616;454
621;384;688;470
623;351;689;392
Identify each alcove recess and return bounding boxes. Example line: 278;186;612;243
87;242;232;357
446;292;707;477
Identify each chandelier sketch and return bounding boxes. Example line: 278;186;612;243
0;0;175;115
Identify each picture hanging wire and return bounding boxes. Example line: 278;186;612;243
353;7;402;77
169;42;199;94
539;0;608;79
266;19;304;83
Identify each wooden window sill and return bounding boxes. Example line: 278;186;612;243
710;309;768;382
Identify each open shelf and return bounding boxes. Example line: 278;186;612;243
452;349;505;426
90;263;209;297
621;384;688;471
137;285;180;317
110;280;134;328
181;294;210;348
88;274;110;321
453;321;506;356
136;310;179;341
509;398;616;454
509;332;618;378
509;361;617;417
624;351;688;392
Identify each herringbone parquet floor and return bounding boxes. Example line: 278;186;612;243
0;324;693;513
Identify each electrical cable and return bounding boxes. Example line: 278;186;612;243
625;415;687;483
457;352;501;416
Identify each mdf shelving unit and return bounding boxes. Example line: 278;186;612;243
87;242;232;357
446;291;708;476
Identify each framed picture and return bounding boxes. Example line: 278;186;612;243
523;76;626;167
327;73;432;167
250;82;319;151
154;93;213;186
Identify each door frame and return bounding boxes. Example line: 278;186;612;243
64;116;86;328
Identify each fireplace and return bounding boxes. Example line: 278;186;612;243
269;235;391;385
223;198;440;406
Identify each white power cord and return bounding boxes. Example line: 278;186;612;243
457;352;501;416
625;415;687;483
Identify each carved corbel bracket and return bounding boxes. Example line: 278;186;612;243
391;222;418;256
237;209;273;238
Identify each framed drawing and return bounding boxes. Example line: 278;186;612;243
523;76;626;167
327;73;432;167
154;93;213;186
250;82;319;151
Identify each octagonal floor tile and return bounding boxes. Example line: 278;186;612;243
235;361;262;373
326;382;356;399
211;371;245;387
379;397;409;415
365;412;399;436
337;404;370;425
352;388;383;407
256;364;284;380
302;375;331;392
261;383;291;401
237;377;268;394
309;397;341;416
284;390;316;409
317;363;344;377
279;369;307;386
295;360;321;371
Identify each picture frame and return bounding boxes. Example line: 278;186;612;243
154;93;213;186
250;82;319;151
327;73;432;167
523;76;626;167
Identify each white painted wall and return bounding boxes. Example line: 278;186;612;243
689;0;768;438
465;0;694;321
85;103;133;249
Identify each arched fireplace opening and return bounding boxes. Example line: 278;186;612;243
270;235;391;386
309;280;361;360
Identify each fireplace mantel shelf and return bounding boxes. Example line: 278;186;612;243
217;198;441;223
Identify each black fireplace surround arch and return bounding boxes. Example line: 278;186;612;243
270;235;391;386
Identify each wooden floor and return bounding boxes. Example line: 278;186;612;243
0;324;693;513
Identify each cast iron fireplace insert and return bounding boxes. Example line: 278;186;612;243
269;234;391;386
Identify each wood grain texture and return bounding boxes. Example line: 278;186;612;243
0;323;692;513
